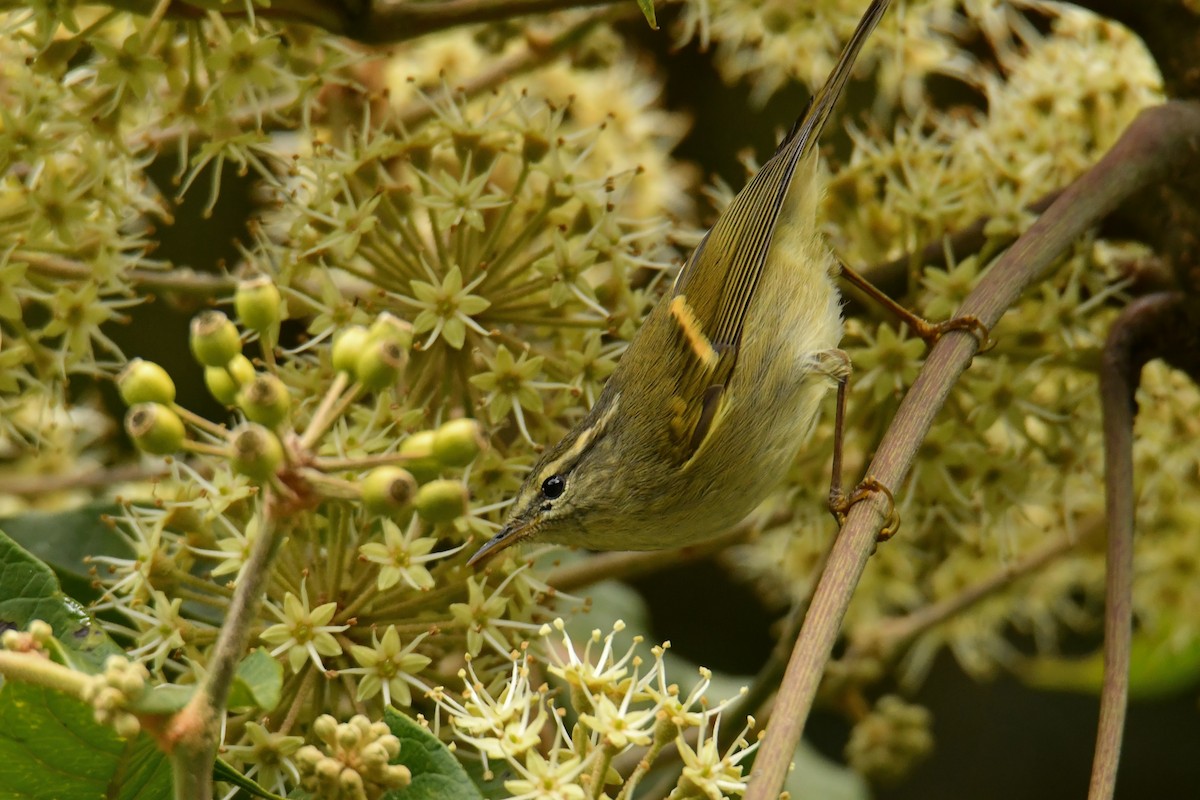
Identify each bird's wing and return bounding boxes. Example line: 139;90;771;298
664;0;891;464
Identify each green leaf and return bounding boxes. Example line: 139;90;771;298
462;758;512;800
0;502;130;602
635;0;658;29
214;757;289;800
228;648;284;712
1017;630;1200;699
0;526;123;673
130;682;194;715
383;707;484;800
0;681;171;800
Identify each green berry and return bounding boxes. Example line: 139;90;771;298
189;310;241;367
399;431;439;483
355;338;405;391
414;479;468;523
237;373;291;427
117;359;176;406
125;403;185;455
432;418;485;467
332;325;370;374
361;466;418;515
234;276;283;334
368;312;413;350
230;424;284;482
204;354;255;405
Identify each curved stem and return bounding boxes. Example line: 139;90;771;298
744;101;1200;800
1089;291;1183;800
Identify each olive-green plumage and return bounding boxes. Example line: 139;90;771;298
470;0;892;565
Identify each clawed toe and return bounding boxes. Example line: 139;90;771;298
917;314;994;352
828;476;899;542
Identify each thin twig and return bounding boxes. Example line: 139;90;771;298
744;101;1200;800
165;489;284;798
1089;291;1181;800
17;249;237;296
0;463;167;496
392;10;612;130
848;528;1089;660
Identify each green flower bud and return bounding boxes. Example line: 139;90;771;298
337;723;361;750
368;312;413;350
315;757;341;785
415;479;468;523
296;745;322;771
399;431;439;483
234;276;283;334
189;310;241;367
332;325;370;374
28;620;53;645
204;354;256;406
237;373;291;427
113;713;141;739
125;403;185;455
93;686;123;711
432;418;486;467
117;359;176;406
338;767;364;796
230;424;284;482
312;714;338;744
359;742;389;769
355;339;405;391
361;466;418;515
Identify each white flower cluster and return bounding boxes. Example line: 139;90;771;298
435;619;758;799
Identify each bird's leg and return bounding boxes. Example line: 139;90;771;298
819;349;899;542
836;258;993;351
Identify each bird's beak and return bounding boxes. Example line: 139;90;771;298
467;520;534;568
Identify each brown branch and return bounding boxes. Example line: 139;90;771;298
1090;290;1198;800
743;100;1200;800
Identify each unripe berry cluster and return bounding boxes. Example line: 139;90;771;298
0;619;54;655
80;656;150;740
295;714;409;800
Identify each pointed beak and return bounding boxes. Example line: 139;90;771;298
467;520;535;568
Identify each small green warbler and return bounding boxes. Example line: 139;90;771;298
470;0;892;566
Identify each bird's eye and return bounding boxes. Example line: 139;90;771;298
541;474;566;499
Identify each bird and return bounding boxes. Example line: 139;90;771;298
469;0;894;567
